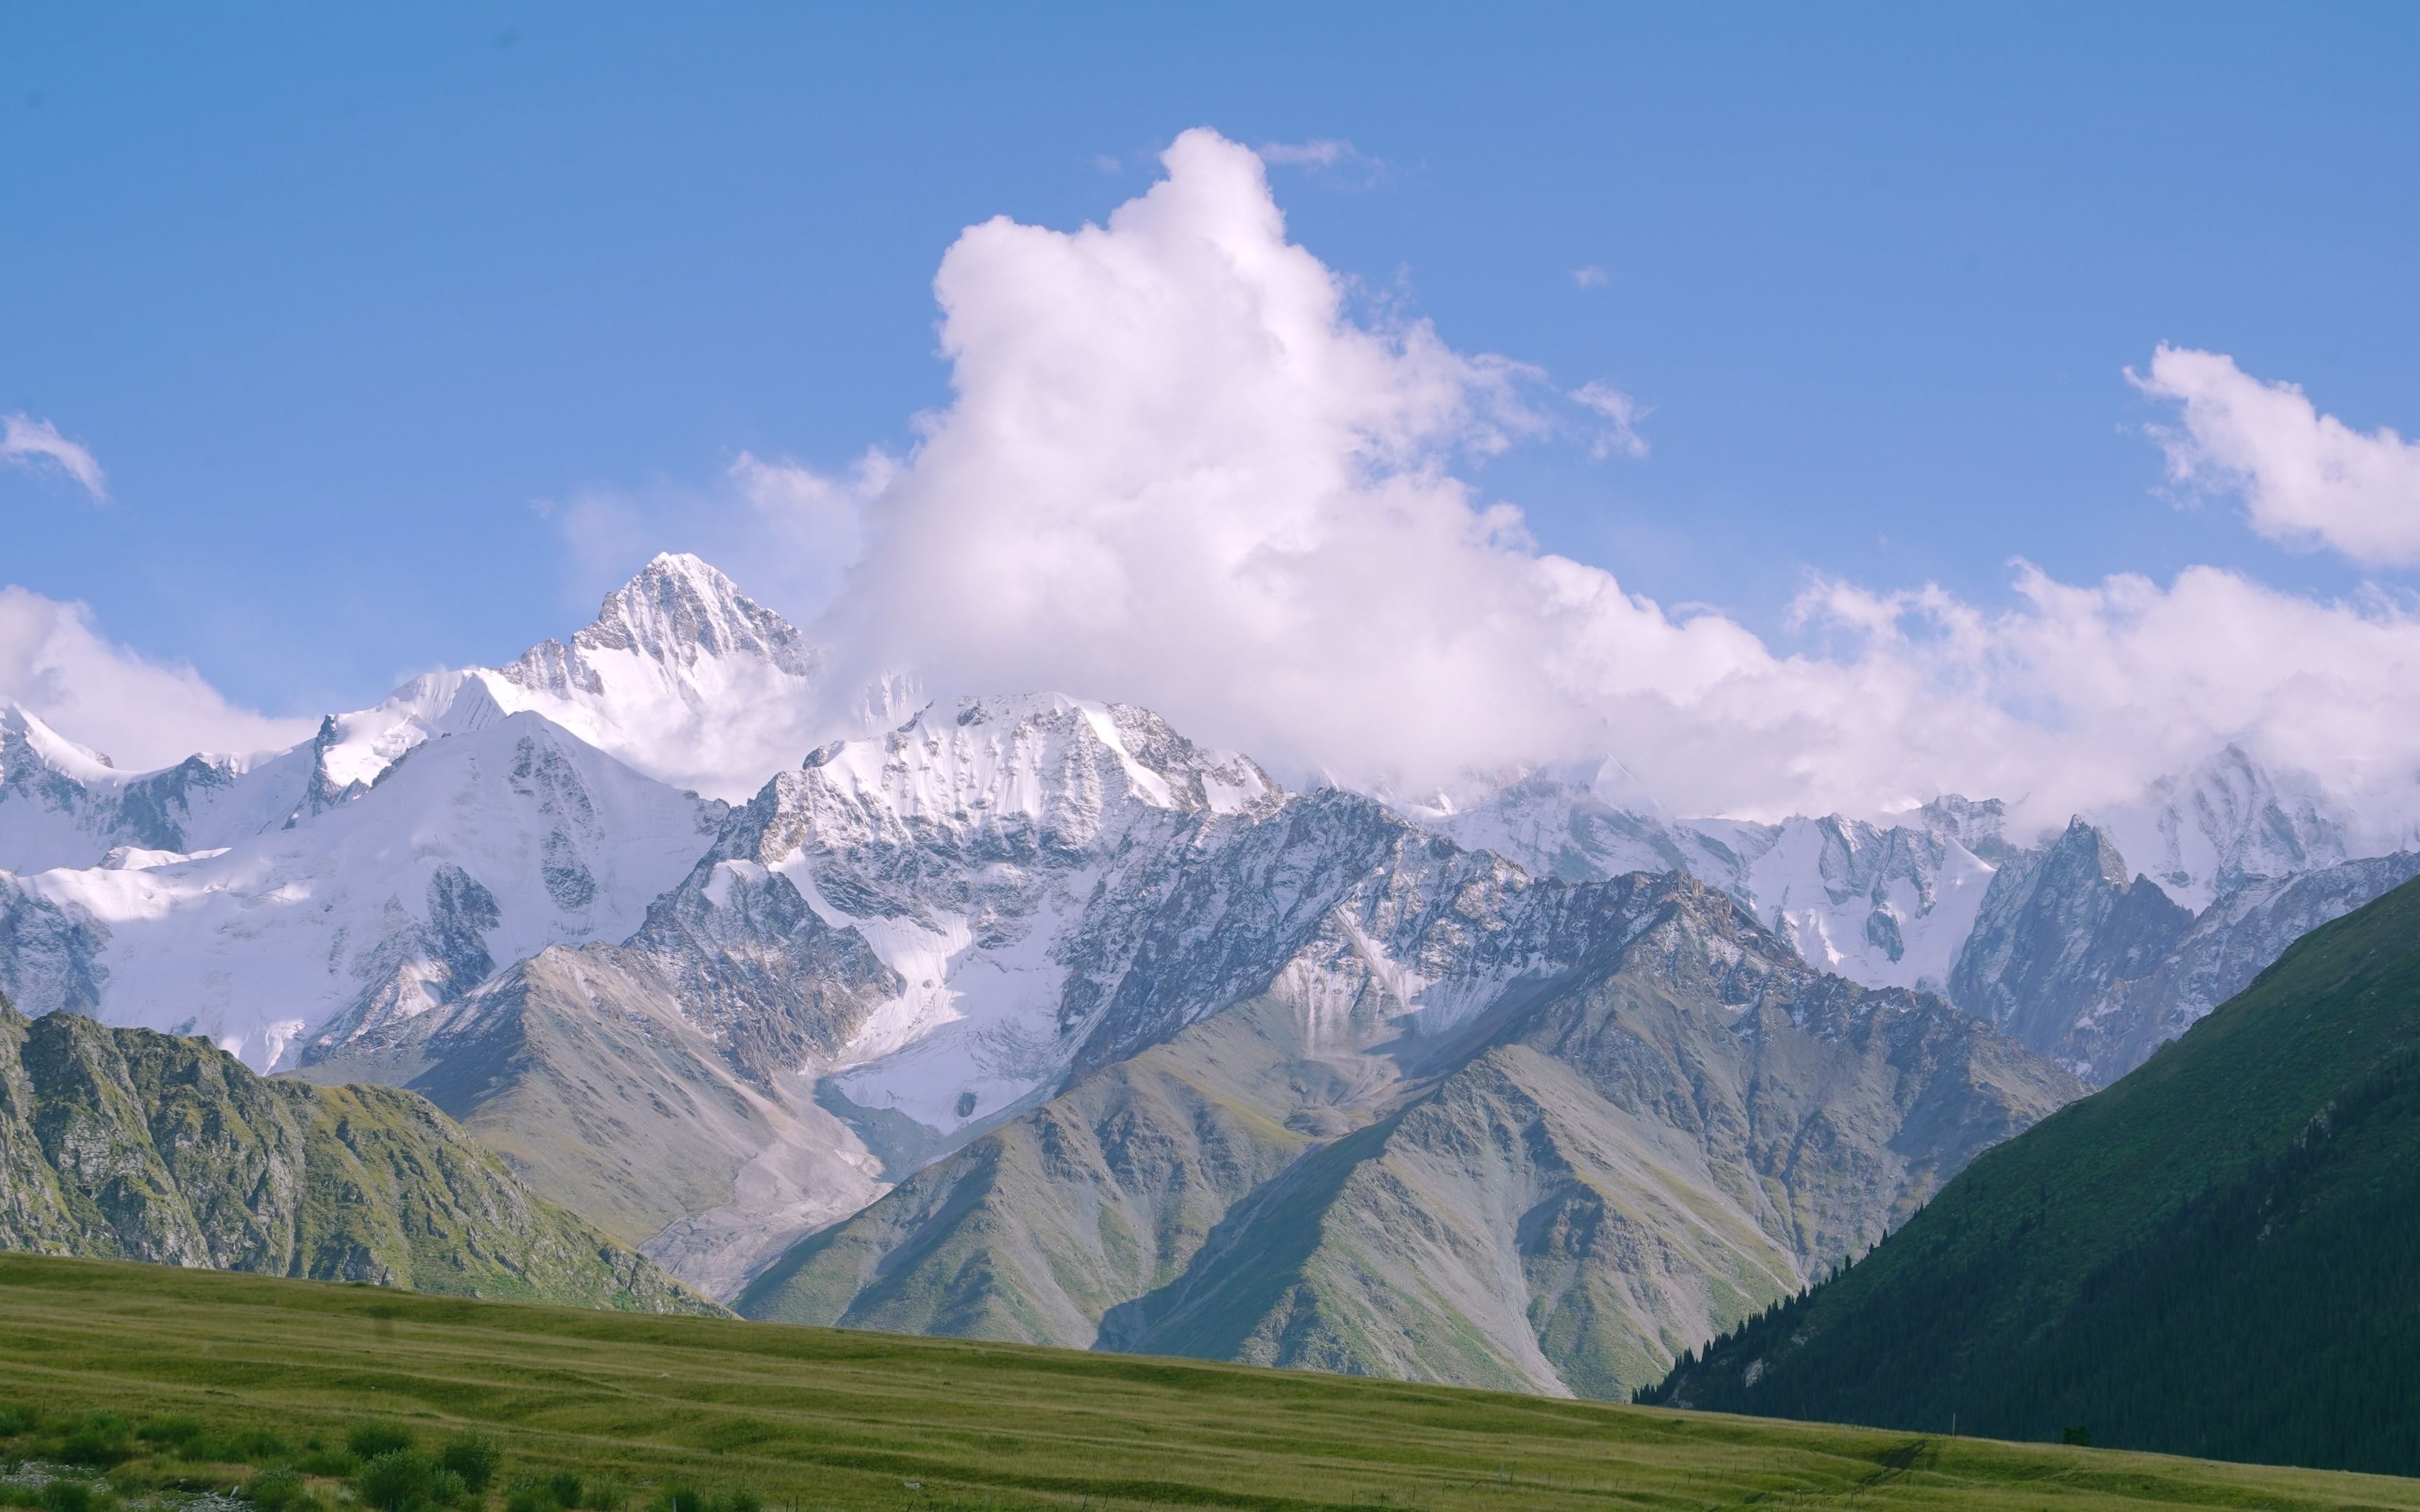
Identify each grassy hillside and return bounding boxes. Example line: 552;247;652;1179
6;1254;2420;1512
1646;875;2420;1476
0;999;714;1315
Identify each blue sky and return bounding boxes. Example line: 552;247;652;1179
4;6;2417;790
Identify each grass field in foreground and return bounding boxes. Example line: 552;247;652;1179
4;1254;2414;1512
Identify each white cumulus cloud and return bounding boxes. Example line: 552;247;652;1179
2133;344;2420;566
0;587;316;769
643;130;2420;844
1;414;109;503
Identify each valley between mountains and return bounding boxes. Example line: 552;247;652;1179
1;554;2412;1400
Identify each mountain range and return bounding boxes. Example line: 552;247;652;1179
2;552;2413;1399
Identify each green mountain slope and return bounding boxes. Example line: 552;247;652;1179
1645;874;2420;1476
742;875;2079;1398
0;995;721;1314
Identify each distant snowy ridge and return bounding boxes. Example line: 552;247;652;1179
0;701;335;874
6;548;2407;1092
1;711;721;1068
1409;743;2407;1084
1401;763;2004;995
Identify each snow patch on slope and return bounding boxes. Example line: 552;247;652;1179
731;692;1283;1144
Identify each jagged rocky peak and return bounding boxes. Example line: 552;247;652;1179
2063;814;2132;887
1947;816;2194;1058
503;552;819;698
2094;744;2353;913
1913;792;2017;862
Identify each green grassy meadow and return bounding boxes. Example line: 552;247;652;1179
3;1253;2414;1512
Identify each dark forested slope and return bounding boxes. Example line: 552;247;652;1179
1644;876;2420;1476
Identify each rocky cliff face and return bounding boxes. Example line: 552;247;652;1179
1947;819;2197;1056
2047;851;2420;1082
0;995;717;1312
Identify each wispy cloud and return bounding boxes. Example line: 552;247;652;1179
1257;136;1394;188
1;413;109;502
2132;346;2420;567
1572;265;1609;290
1571;382;1650;459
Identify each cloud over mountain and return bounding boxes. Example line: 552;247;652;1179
770;130;2420;840
0;587;314;769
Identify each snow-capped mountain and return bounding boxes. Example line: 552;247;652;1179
314;553;828;804
692;692;1281;1119
2091;744;2356;914
1;711;721;1067
1409;747;2414;1086
1408;765;2003;995
304;691;2078;1337
7;548;2417;1388
0;702;335;874
298;692;1288;1289
0;555;821;885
